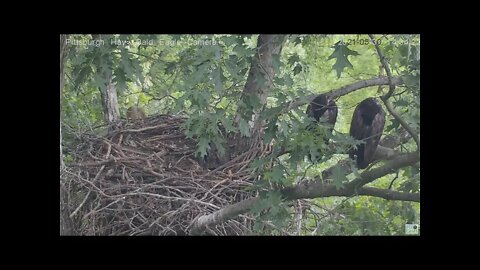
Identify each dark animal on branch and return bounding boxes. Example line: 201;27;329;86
349;98;385;169
305;94;338;162
306;94;338;130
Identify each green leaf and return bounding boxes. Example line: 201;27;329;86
196;137;210;158
274;77;285;86
130;58;144;83
114;68;128;93
288;54;301;66
327;42;360;78
249;157;268;173
219;117;235;133
275;92;287;104
212;66;223;93
393;99;410;107
225;55;240;79
165;62;176;74
238;118;250;137
191;63;210;84
191;90;210;108
233;44;254;58
293;64;303;76
264;119;278;143
332;166;348;190
221;35;239;46
73;65;93;91
270;165;285;184
284;74;294;87
92;73;107;90
213;140;226;156
293;36;302;46
266;191;283;205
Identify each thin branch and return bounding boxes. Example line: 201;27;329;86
388;171;400;190
368;34;395;100
383;100;420;150
347;152;419;189
368;34;420;150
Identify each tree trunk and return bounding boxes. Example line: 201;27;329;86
92;34;121;125
231;35;287;155
102;74;121;125
60;34;75;235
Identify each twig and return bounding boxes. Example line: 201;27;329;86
388;171;400;190
368;34;420;150
69;190;91;218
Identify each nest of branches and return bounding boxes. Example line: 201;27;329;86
63;114;272;235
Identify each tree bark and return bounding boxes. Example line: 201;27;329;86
231;35;287;155
93;35;121;125
60;34;75;235
102;74;121;125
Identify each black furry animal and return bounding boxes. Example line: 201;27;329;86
305;94;338;162
306;94;338;131
349;98;385;169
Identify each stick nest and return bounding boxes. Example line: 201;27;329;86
63;114;270;235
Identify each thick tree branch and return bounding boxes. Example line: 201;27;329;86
346;152;419;189
317;129;411;181
283;152;419;200
189;198;258;235
189;152;419;234
283;76;404;113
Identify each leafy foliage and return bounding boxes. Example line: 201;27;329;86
61;34;420;235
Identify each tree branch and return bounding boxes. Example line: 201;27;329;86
319;130;411;181
357;187;419;201
189;198;259;235
383;100;421;150
189;152;420;234
379;127;410;148
368;34;395;100
282;76;404;113
283;152;419;200
368;34;420;150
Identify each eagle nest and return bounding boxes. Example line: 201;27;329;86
63;114;271;235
